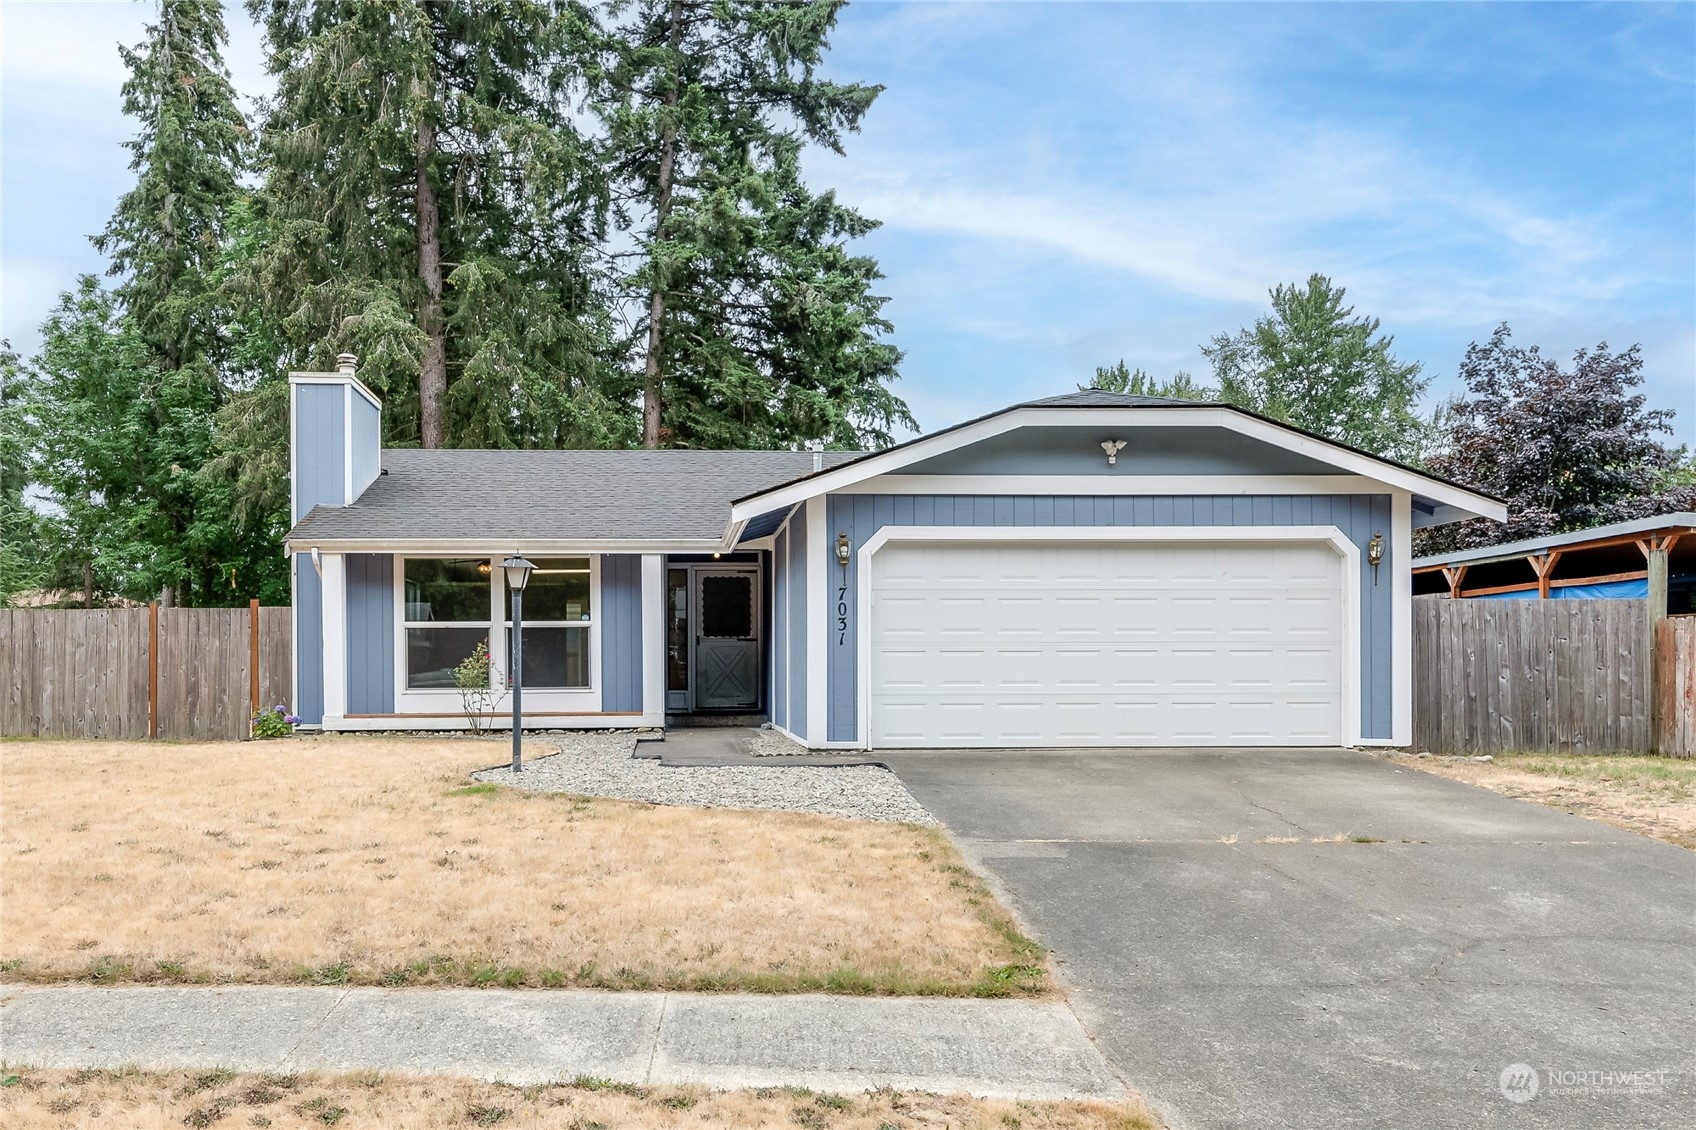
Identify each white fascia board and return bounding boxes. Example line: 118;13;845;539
1391;491;1413;747
725;406;1506;527
284;537;724;555
289;370;383;413
833;474;1392;496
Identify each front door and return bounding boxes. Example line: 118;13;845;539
693;568;760;710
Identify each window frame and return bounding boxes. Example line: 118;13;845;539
391;554;601;714
501;557;594;691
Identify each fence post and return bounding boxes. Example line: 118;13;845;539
147;600;160;739
1648;539;1670;752
249;598;261;733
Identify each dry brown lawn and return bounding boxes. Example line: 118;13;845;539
0;1068;1161;1130
0;737;1046;995
1394;751;1696;849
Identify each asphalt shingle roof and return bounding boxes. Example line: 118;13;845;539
287;448;862;543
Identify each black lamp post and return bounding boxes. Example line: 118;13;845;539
503;555;535;772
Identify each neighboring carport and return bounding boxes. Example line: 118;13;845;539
882;746;1696;1130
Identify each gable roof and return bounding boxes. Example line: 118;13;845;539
724;392;1508;540
285;448;861;549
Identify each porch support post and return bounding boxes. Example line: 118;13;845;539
640;554;665;728
1646;535;1673;753
320;552;347;728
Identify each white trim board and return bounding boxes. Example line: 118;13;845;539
831;474;1390;496
851;525;1363;750
1390;490;1413;748
727;407;1505;530
289;370;383;413
287;537;725;555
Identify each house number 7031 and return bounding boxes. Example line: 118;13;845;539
836;585;848;644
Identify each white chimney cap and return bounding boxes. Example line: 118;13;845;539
336;353;358;375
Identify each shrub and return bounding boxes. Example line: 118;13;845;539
251;704;299;739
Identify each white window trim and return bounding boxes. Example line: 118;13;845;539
851;525;1363;751
392;554;602;716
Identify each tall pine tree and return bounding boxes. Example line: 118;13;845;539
595;0;911;449
243;0;620;450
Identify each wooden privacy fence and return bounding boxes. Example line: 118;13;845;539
1658;615;1696;757
0;604;291;740
1413;597;1654;754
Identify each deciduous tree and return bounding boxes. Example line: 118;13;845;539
1418;324;1695;552
1204;274;1430;461
1082;360;1213;400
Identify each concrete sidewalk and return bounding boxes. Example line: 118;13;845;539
0;986;1126;1102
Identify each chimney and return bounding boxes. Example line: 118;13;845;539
288;359;383;523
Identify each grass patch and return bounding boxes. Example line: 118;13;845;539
0;1068;1166;1128
1;736;1049;996
1397;751;1696;849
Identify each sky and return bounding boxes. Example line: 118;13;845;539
3;1;1693;443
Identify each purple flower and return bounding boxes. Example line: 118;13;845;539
284;715;301;725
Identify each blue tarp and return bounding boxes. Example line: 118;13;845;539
1474;578;1650;601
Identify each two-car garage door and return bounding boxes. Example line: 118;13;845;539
868;539;1346;747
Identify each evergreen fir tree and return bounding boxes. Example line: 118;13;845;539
595;0;912;449
244;0;620;450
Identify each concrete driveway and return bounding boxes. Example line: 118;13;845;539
880;747;1696;1130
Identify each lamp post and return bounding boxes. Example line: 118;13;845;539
503;555;535;772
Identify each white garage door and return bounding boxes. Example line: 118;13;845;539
868;539;1345;748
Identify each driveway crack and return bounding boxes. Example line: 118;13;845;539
643;993;669;1085
280;988;349;1070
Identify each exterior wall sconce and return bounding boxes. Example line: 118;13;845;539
1368;531;1384;584
1100;439;1127;466
835;532;852;574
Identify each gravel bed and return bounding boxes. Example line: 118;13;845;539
747;726;818;757
474;732;938;825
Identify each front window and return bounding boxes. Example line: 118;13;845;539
506;558;592;689
404;558;491;689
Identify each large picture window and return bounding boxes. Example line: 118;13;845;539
403;558;491;689
505;558;592;689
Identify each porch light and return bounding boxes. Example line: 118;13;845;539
502;555;535;772
835;533;851;570
1367;532;1384;584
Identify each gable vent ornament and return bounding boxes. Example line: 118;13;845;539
1101;439;1128;466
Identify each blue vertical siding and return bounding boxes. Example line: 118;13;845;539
788;511;807;739
345;553;394;714
824;494;1395;744
600;555;643;712
293;554;324;725
349;394;382;499
291;384;345;521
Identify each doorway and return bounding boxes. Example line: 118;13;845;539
666;563;762;713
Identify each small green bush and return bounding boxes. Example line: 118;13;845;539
251;704;299;739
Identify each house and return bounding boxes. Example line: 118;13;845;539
1412;513;1696;613
284;357;1504;749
